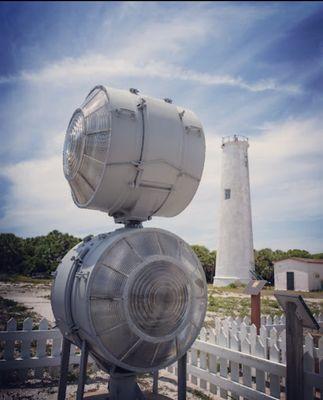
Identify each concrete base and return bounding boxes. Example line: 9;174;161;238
213;276;250;287
84;390;172;399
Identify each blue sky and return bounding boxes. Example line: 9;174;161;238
0;2;322;252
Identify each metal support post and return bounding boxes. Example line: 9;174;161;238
177;353;187;400
152;370;158;395
251;293;261;334
76;340;89;400
57;337;71;400
109;369;146;400
286;301;303;400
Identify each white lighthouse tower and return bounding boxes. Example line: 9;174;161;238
213;135;255;287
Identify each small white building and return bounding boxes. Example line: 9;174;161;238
274;258;323;292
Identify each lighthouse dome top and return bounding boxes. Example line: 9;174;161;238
222;135;249;147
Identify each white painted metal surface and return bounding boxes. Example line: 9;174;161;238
63;86;205;223
274;258;323;291
214;135;255;286
51;227;207;373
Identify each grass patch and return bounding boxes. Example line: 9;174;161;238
259;298;283;316
207;293;323;317
189;389;212;399
208;284;323;299
0;274;52;285
227;283;238;289
208;295;251;317
0;296;40;330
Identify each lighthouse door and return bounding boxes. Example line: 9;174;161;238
286;272;295;290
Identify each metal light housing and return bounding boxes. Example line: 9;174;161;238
62;86;205;223
51;228;207;372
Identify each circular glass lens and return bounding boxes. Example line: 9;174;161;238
63;111;85;179
127;261;190;339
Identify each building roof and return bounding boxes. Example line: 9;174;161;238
273;257;323;265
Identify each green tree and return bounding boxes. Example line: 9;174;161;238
23;230;81;275
286;249;311;259
254;248;275;284
312;253;323;259
1;230;321;284
191;245;216;283
0;233;25;274
0;230;81;277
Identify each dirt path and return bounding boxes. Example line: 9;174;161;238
0;371;219;400
0;282;54;323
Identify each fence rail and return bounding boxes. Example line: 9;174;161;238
1;315;323;399
168;316;323;400
213;313;323;333
0;317;86;382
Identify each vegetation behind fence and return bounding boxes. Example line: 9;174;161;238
1;230;323;283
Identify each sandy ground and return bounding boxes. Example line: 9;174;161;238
0;370;218;400
210;288;323;303
0;282;54;323
0;282;217;326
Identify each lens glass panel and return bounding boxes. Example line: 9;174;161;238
63;111;85;179
127;260;190;338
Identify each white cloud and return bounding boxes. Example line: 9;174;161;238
0;2;302;94
0;56;300;94
249;118;323;228
0;155;116;237
1;117;322;252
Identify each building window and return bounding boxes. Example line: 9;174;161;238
224;189;231;200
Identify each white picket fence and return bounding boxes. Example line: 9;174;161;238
167;314;323;400
212;313;323;335
0;317;85;383
1;316;323;399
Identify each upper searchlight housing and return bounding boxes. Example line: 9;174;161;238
63;86;205;224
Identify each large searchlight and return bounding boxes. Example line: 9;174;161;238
51;86;207;400
62;85;205;223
